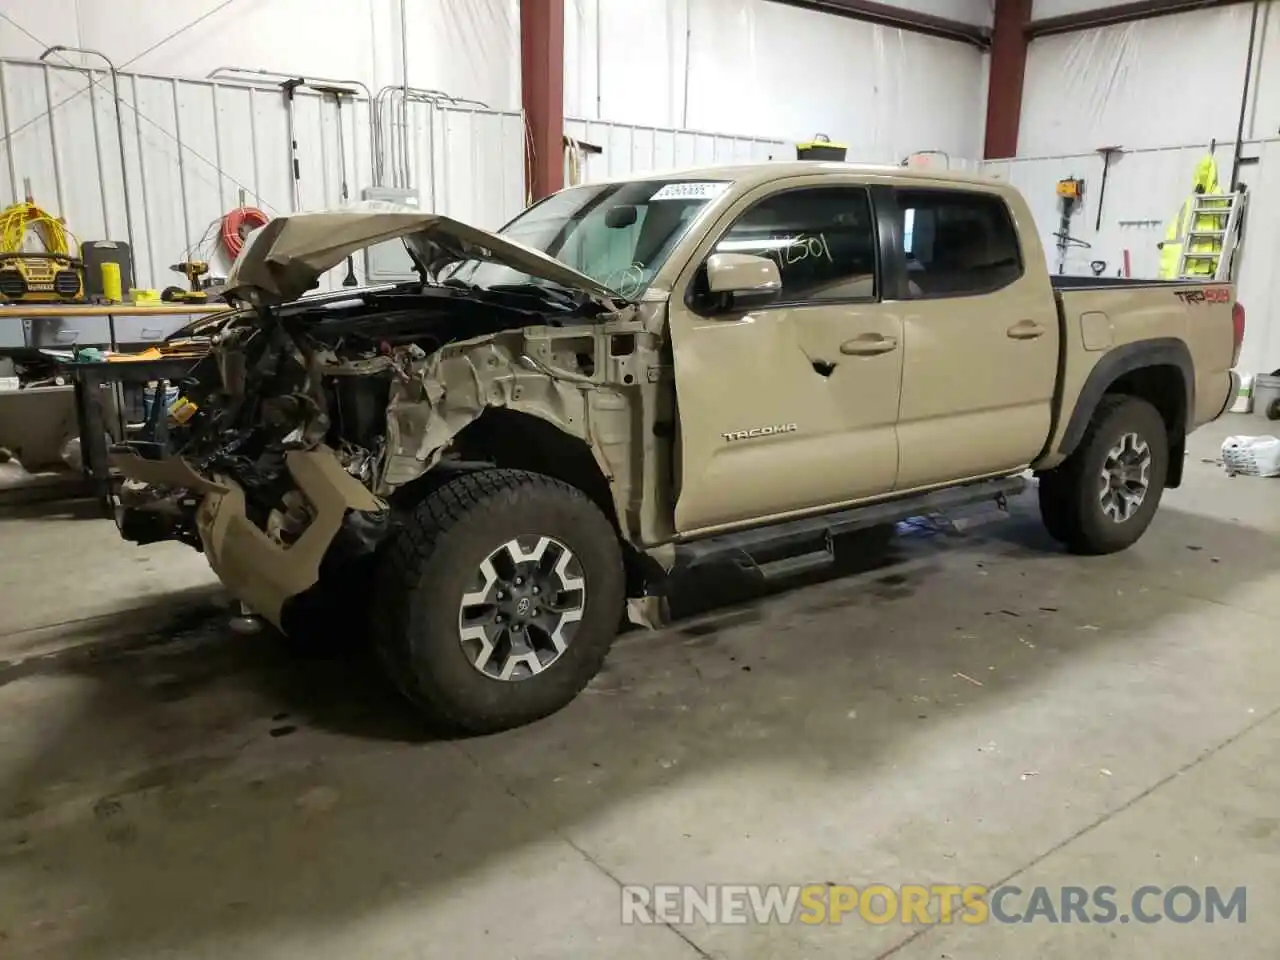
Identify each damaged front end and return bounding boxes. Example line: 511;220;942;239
112;210;659;629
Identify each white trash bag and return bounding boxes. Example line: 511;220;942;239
1221;435;1280;477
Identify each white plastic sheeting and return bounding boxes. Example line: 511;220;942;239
565;0;989;164
890;0;993;25
1019;4;1275;155
1031;0;1141;16
0;58;524;292
981;140;1280;377
0;0;519;111
563;117;786;183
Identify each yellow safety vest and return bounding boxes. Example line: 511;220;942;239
1158;156;1228;280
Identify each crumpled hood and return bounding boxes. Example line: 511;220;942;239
222;204;622;308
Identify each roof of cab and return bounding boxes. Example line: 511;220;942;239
591;160;1002;190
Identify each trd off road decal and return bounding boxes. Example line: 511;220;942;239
1174;288;1230;304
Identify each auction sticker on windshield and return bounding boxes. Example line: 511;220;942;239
651;182;730;201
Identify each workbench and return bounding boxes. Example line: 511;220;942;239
0;302;226;494
0;302;226;352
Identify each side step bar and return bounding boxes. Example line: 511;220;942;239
670;474;1026;579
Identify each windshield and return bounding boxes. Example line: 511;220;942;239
447;179;730;298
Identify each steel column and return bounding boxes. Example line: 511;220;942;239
984;0;1032;160
521;0;565;201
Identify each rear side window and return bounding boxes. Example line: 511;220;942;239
897;190;1022;299
714;187;878;302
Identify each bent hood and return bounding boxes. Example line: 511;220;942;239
222;204;621;308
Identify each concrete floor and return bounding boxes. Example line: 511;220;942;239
1;415;1278;958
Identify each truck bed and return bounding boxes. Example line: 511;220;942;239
1051;275;1187;290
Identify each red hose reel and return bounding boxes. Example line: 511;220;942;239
220;206;270;259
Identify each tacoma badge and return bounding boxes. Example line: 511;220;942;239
722;423;799;442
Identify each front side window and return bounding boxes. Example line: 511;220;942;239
898;189;1022;298
447;179;728;298
713;186;878;303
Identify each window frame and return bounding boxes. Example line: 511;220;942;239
882;187;1025;302
684;183;893;317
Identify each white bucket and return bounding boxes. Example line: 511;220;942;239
1253;373;1280;422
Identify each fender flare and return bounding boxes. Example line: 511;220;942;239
1057;337;1194;459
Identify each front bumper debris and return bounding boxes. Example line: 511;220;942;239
111;445;387;628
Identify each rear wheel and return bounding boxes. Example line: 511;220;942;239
1037;395;1169;555
373;469;625;734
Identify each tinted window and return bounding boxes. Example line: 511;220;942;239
898;190;1021;298
714;187;877;302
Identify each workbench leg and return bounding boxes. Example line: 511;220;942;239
72;378;93;479
81;375;114;516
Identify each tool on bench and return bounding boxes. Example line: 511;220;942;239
161;260;210;303
0;187;83;302
80;240;134;302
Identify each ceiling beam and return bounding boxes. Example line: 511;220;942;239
769;0;991;48
1028;0;1255;39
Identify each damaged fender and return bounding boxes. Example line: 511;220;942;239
380;334;634;534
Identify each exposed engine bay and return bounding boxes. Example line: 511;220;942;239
113;279;672;624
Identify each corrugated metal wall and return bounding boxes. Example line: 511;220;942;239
563;117;786;184
0;57;525;292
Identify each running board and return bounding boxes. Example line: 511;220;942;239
671;475;1026;574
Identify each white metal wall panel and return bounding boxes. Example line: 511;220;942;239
564;117;787;183
0;57;524;294
981;140;1280;377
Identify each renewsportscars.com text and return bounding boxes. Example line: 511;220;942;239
621;883;1247;926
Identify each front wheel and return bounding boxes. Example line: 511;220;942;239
1038;395;1169;555
373;469;625;734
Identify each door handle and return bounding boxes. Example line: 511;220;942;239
840;333;899;356
1007;320;1045;340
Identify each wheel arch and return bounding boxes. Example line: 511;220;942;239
1058;339;1193;488
393;407;658;596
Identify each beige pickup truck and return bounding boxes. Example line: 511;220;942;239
113;162;1243;732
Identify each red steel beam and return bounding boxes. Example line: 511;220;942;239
984;0;1032;159
1028;0;1253;38
520;0;565;201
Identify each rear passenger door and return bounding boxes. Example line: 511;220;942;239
891;187;1060;490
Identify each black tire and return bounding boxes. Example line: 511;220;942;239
1037;395;1169;555
372;468;625;734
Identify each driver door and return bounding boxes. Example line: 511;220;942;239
668;180;903;536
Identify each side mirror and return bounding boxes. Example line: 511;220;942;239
705;252;781;307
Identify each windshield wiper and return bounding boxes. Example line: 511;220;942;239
487;281;584;309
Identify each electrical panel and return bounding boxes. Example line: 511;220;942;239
360;186;421;284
